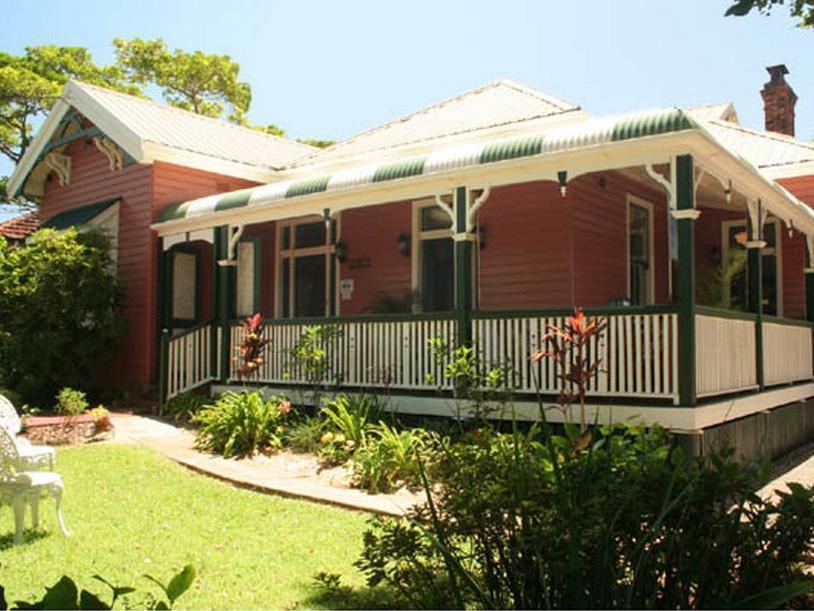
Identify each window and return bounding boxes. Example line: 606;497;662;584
277;218;336;317
236;239;260;317
169;249;199;325
722;218;783;316
628;198;654;306
413;201;455;312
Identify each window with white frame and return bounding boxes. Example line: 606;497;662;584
413;201;454;312
628;197;654;306
277;218;336;318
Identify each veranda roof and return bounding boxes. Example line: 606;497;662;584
153;107;814;240
42;198;119;230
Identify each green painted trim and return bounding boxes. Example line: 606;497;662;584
286;176;330;198
214;226;232;382
372;158;426;182
611;109;698;142
473;304;679;319
157;201;190;223
41;197;120;230
676;154;697;406
479;135;544;164
695;305;758;322
747;207;765;390
214;189;252;212
158;329;170;406
761;314;814;329
232;311;458;327
454;186;473;348
37;125;102;162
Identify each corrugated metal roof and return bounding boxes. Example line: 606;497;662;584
67;81;316;170
687;103;739;124
0;212;39;240
158;108;698;222
702;119;814;170
290;79;582;168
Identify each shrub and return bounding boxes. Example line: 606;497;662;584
353;423;430;494
160;391;211;423
284;415;325;453
0;229;122;406
318;394;383;465
356;422;814;609
55;387;89;416
288;324;343;404
89;405;111;432
193;390;291;458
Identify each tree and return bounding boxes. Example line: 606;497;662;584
0;228;123;405
298;138;335;149
113;38;251;123
726;0;814;28
0;46;136;166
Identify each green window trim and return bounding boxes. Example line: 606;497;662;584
166;245;201;328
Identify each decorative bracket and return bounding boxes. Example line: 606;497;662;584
644;157;676;210
466;187;491;232
433;193;456;225
746;199;768;241
43;152;71;186
92;136;124;171
693;169;706;199
806;235;814;271
217;224;245;266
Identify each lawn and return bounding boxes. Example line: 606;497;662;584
0;444;375;609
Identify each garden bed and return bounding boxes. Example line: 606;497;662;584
23;413;113;446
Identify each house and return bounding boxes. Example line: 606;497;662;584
9;66;814;457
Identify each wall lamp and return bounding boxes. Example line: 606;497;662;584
478;225;487;250
397;233;411;257
335;240;348;263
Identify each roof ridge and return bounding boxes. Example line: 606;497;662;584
706;118;814;151
290;79;580;167
68;80;316;152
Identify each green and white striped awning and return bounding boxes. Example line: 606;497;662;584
156;108;700;223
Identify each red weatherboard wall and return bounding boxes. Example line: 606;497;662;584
570;172;670;307
780;176;814;319
339;201;412;315
40;135;257;393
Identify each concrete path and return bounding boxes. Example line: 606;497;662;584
108;413;418;516
758;441;814;503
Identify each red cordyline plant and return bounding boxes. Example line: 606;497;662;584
236;313;270;380
532;308;607;433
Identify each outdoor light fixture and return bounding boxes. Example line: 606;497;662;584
788;220;794;238
558;171;568;197
334;240;348;263
478;225;487;250
725;180;732;204
396;233;411;257
323;207;331;230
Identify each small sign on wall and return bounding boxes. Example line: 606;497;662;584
339;278;354;300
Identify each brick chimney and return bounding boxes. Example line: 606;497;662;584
761;64;797;136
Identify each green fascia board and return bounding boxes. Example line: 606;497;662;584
286;176;330;198
372;158;426;183
41;197;120;230
214;189;252;212
157;201;190;223
611;109;699;142
480;135;544;164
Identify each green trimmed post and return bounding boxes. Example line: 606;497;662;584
453;186;474;347
747;202;765;390
674;155;697;406
214;226;233;382
158;328;170;406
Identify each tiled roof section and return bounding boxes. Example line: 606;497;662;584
291;79;581;167
687;102;739;124
0;212;39;240
702;119;814;169
68;81;316;170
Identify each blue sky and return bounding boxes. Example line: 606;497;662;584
1;0;812;220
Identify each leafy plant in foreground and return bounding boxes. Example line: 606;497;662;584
235;313;270;380
158;391;211;423
193;390;291;458
352;423;430;494
318;394;383;465
55;387;88;417
2;564;195;610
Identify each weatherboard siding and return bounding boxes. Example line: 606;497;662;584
339;201;412;316
780;175;814;319
39;141;259;393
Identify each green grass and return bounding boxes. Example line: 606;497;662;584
0;444;374;609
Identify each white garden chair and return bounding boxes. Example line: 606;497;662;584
0;393;55;470
0;426;69;545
